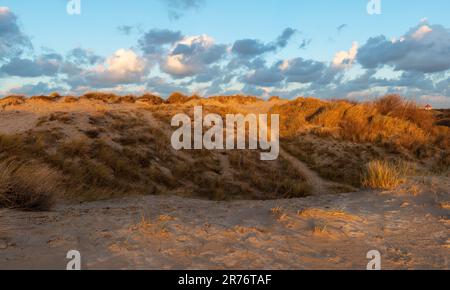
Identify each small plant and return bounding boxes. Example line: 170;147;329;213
362;160;405;190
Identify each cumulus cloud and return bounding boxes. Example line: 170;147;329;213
283;57;327;83
66;48;104;66
7;81;66;96
146;76;188;96
242;61;284;87
0;7;32;60
161;34;227;78
139;29;183;54
275;28;297;48
232;28;297;59
357;22;450;73
231;39;277;58
67;49;148;89
1;6;449;107
332;42;358;69
1;53;63;77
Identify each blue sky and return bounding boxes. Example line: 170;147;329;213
1;0;450;107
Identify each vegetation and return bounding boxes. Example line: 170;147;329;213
0;160;60;211
0;93;448;210
362;160;410;190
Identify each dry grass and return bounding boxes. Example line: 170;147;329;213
0;95;26;109
0;160;60;211
137;94;164;105
270;95;440;150
375;95;434;130
0;93;447;205
209;95;263;105
228;150;312;199
166;92;201;104
362;160;407;190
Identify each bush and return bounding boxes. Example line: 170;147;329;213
138;94;164;105
375;94;404;115
166;92;190;104
0;160;60;211
82;92;121;104
362;160;405;190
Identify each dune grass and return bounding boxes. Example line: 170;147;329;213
0;93;447;208
0;160;60;211
362;160;408;190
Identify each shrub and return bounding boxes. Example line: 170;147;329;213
0;160;60;211
270;97;326;137
362;160;405;190
82;92;121;104
167;92;189;104
120;95;136;103
138;94;164;105
63;96;79;103
375;94;404;115
269;96;281;102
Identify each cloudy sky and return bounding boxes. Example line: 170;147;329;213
1;0;450;107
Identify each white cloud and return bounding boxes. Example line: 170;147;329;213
161;34;227;78
67;49;148;89
0;6;32;59
163;54;195;76
412;25;433;40
95;49;146;76
332;42;358;69
358;22;450;73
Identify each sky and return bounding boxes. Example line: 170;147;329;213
0;0;450;107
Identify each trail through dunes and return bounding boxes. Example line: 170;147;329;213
279;148;357;195
279;148;326;195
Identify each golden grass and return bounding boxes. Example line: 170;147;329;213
137;94;164;105
362;160;406;190
0;93;447;204
166;92;201;104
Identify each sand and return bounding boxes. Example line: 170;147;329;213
0;176;448;270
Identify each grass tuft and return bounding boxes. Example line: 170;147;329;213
0;160;60;211
362;160;406;190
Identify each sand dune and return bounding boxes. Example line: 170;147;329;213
0;95;448;269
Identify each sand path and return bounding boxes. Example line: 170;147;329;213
0;176;448;270
279;148;326;195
